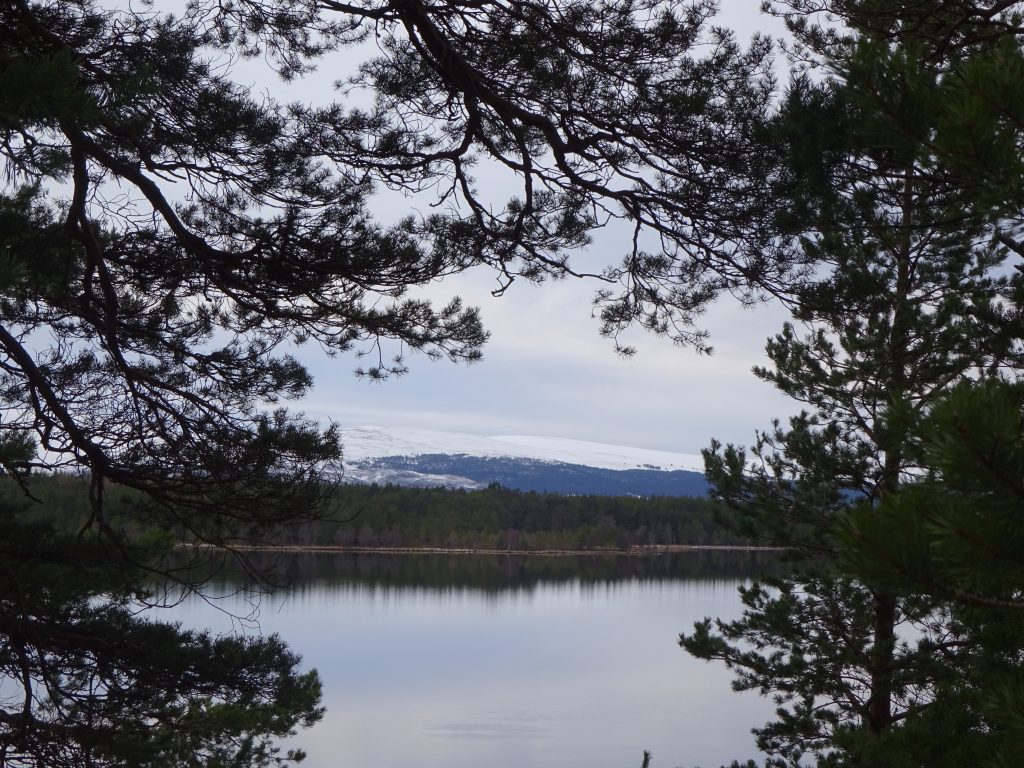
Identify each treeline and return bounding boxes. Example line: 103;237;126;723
0;473;146;532
2;474;753;551
280;482;752;550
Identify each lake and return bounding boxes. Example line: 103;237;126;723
169;552;777;768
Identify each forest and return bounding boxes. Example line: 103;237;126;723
3;473;750;551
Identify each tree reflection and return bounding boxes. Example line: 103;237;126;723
205;550;783;596
0;504;322;768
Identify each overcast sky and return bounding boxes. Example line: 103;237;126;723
274;3;797;455
300;260;798;455
197;1;798;456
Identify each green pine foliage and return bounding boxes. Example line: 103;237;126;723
833;380;1024;767
683;2;1024;766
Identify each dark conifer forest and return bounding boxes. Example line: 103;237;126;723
2;473;750;551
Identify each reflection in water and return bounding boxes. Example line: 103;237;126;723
196;548;781;594
170;552;779;768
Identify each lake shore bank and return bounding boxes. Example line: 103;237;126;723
179;543;785;556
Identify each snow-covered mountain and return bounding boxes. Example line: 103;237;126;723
335;426;709;496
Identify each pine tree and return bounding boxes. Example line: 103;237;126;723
835;379;1024;767
682;2;1024;765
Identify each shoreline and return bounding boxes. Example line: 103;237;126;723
179;543;784;557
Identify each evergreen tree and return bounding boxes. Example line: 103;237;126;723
682;2;1024;765
835;379;1024;767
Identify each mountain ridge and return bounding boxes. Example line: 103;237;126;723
336;426;710;496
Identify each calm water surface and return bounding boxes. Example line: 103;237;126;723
171;552;777;768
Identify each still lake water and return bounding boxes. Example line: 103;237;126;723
170;552;777;768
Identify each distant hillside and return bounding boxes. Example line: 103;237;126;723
346;454;710;496
337;426;709;496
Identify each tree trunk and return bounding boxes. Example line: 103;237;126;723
867;589;897;732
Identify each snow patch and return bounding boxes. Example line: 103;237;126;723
339;426;704;473
340;463;484;490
